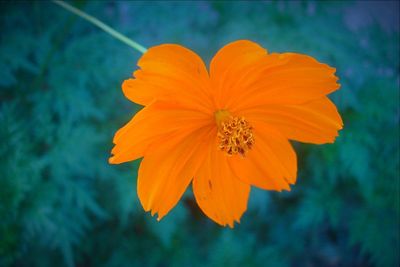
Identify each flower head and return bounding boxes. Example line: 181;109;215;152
109;40;343;227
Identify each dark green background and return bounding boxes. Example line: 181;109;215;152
0;1;399;266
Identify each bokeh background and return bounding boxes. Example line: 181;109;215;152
0;1;399;266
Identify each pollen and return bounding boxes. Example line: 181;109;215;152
215;110;254;157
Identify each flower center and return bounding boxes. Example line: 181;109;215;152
214;110;254;157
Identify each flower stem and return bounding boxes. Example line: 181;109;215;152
52;0;147;54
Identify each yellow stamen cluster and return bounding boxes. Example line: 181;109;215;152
215;110;254;157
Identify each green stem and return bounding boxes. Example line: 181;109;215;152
52;0;147;54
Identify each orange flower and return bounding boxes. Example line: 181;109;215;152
109;40;343;227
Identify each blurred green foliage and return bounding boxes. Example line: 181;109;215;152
0;1;399;267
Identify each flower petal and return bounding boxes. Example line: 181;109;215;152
122;44;212;113
228;53;339;111
109;101;211;164
228;121;297;191
193;137;250;227
209;40;268;109
242;97;343;144
138;126;214;220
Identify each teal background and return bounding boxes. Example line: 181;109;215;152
0;1;399;266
